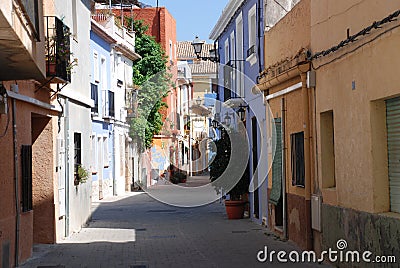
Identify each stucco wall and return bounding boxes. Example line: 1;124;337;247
0;81;56;266
312;0;400;213
264;0;310;66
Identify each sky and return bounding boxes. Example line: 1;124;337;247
144;0;230;43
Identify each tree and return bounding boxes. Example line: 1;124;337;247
128;19;173;152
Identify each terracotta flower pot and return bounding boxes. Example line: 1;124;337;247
225;200;246;219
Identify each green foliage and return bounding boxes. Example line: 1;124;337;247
76;165;89;184
127;19;172;152
209;130;250;200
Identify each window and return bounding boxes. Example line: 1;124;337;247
236;14;244;97
91;134;97;172
103;136;109;167
108;91;115;117
224;39;229;64
223;65;231;102
120;134;124;176
169;40;173;61
91;83;98;114
21;145;32;212
320;111;335;188
247;5;257;60
101;57;107;90
291;132;305;187
230;31;236;95
386;97;400;213
269;118;282;205
72;0;78;39
93;51;99;82
74;133;82;173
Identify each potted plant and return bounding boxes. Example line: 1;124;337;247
74;164;89;186
45;29;77;77
209;129;250;219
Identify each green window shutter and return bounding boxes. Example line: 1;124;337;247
386;97;400;213
269;118;282;205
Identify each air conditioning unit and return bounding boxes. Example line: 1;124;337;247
311;194;322;231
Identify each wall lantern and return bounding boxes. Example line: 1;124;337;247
196;96;202;106
191;36;219;62
224;112;232;126
237;105;248;122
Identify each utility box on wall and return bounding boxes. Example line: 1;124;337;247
311;194;322;231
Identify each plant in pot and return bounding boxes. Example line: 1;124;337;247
209;129;250;219
74;164;89;186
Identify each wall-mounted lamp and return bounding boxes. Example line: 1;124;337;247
237;104;248;122
191;36;219;62
224;112;233;126
0;82;8;115
196;96;202;106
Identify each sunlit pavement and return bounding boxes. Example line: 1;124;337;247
20;188;331;268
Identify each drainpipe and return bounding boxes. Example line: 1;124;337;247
113;125;116;195
64;98;70;236
12;97;20;267
281;98;287;240
257;0;263;74
301;71;311;201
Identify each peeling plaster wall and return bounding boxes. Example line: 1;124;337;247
322;204;400;267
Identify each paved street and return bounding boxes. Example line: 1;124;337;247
20;189;330;268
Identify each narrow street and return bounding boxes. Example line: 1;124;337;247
20;180;328;268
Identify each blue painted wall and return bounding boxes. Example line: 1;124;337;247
90;29;113;189
214;0;267;224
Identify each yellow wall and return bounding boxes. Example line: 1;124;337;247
264;0;310;65
312;0;400;213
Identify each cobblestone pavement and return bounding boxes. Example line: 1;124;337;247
20;191;331;268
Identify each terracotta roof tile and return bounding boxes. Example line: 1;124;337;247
189;61;217;75
177;41;215;60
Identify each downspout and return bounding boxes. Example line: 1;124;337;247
12;98;20;267
64;98;70;236
301;72;311;201
156;0;160;43
281;98;287;240
112;125;116;195
257;0;263;74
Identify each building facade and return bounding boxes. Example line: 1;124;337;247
90;19;115;201
258;0;312;249
310;0;400;260
0;1;51;265
209;0;267;224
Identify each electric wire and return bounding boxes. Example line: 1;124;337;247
309;9;400;62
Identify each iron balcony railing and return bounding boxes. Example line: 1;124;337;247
45;16;71;83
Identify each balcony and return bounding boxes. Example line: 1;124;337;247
0;0;45;80
92;13;140;61
45;16;72;83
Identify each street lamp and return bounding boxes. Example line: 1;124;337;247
237;105;248;122
196;96;202;106
191;36;219;62
224;112;232;126
192;36;203;56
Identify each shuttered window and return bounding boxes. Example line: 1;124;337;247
386;97;400;213
269;118;282;205
291;132;305;187
74;133;81;173
21;145;33;212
